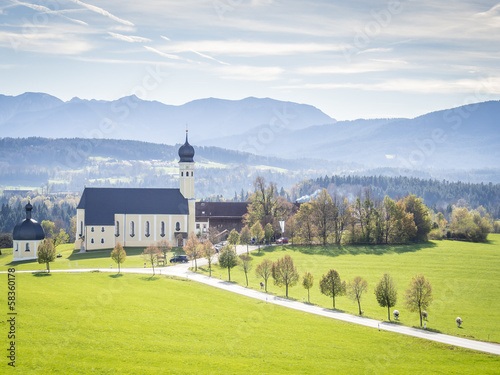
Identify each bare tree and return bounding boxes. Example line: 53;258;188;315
404;274;433;327
156;239;172;266
347;276;368;315
143;245;161;276
255;259;273;292
238;254;253;287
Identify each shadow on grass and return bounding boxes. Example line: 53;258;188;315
139;276;160;281
260;242;438;258
109;273;124;278
32;272;51;277
410;326;442;334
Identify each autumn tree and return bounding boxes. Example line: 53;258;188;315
310;189;336;245
255;258;273;292
295;202;316;245
403;195;432;242
238;253;253;287
272;255;299;298
251;222;264;252
143;245;161;276
404;274;433;327
319;269;346;309
347;276;368;315
110;242;127;273
239;226;252;254
219;245;238;281
184;232;202;271
244;176;279;227
37;238;56;273
202;240;215;277
264;223;274;244
227;229;240;251
157;239;172;264
302;271;314;303
374;273;398;321
54;229;70;247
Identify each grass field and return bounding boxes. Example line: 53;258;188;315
4;272;499;374
0;244;184;272
199;235;500;343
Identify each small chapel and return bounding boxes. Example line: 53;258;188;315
74;131;197;251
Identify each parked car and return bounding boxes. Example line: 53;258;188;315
170;255;189;263
276;238;289;244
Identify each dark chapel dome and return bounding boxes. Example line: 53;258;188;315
12;202;45;241
178;131;195;163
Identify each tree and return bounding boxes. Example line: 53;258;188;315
143;245;161;276
239;226;251;254
238;254;253;287
227;229;240;251
219;245;238;281
295;203;316;245
310;189;336;245
404;274;433;327
37;238;56;273
272;255;299;298
110;242;127;273
319;269;346;309
264;223;274;244
347;276;368;315
184;232;202;271
54;229;69;247
41;220;56;239
157;239;172;264
251;222;264;252
202;240;215;277
255;258;273;292
302;271;314;303
374;273;398;321
244;176;279;227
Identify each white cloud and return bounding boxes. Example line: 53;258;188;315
13;0;88;25
108;32;151;43
144;46;182;60
190;49;230;65
217;65;283;81
0;30;92;55
69;0;134;26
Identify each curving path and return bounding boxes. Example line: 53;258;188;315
7;244;500;356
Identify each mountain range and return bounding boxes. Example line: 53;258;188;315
0;92;499;172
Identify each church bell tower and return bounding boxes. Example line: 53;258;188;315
178;130;195;236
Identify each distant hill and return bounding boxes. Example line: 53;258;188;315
0;93;334;145
203;101;500;170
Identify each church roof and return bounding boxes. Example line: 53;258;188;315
78;188;189;225
12;203;45;241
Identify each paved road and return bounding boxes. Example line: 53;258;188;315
9;244;500;356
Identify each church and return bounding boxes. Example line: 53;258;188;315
75;132;197;251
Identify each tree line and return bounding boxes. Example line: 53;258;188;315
291;175;500;219
240;177;494;245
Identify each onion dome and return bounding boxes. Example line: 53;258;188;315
12;202;45;241
178;130;195;162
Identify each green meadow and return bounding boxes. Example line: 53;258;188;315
3;272;499;374
0;244;184;272
201;235;500;343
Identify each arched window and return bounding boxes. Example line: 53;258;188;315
175;222;181;231
191;171;194;177
80;221;83;237
15;243;18;252
91;227;94;232
160;221;165;237
91;238;94;244
130;221;135;237
101;227;105;232
25;243;30;252
101;238;104;244
181;172;184;177
145;221;150;237
115;221;120;237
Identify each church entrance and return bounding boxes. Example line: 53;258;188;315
177;237;183;247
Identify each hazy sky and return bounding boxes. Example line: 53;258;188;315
1;0;500;120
